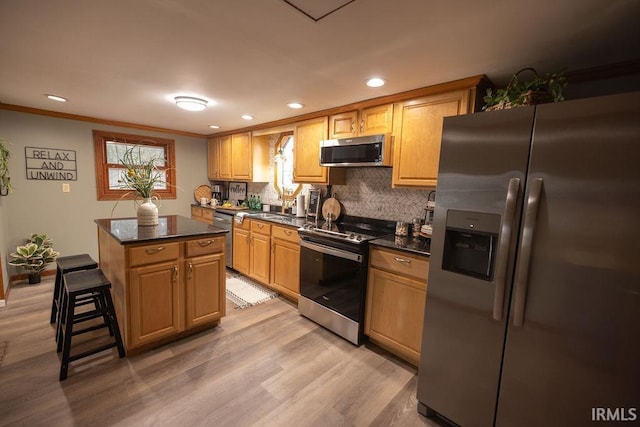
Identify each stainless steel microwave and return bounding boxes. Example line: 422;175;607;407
319;134;392;167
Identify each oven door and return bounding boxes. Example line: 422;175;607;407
299;239;366;322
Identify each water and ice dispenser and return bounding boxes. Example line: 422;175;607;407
442;210;501;281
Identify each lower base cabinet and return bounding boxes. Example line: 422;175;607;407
365;247;429;366
270;225;300;301
99;228;226;353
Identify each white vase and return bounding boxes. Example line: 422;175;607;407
136;197;159;226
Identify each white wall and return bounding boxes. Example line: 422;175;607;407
0;109;208;281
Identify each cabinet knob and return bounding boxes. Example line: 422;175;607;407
188;262;193;278
173;265;178;282
197;240;213;247
284;230;292;236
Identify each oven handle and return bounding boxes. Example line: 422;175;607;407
300;239;363;263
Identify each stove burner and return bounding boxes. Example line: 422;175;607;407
299;216;394;245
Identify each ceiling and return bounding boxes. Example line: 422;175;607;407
1;0;639;136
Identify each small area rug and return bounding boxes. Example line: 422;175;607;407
226;276;278;308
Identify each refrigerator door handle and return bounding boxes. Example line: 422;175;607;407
513;178;544;327
493;177;520;321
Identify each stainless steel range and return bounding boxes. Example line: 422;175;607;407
298;216;395;345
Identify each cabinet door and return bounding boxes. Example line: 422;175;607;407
233;227;250;274
293;116;329;183
250;232;270;284
129;261;181;347
365;267;427;366
270;238;300;300
329;110;358;139
207;138;220;180
185;254;225;328
392;90;470;187
231;132;252;180
218;135;232;179
360;103;393;135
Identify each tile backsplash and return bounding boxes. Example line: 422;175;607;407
247;164;434;224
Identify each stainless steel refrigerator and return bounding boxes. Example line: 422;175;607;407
417;92;640;427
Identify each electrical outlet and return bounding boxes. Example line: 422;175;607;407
62;183;70;193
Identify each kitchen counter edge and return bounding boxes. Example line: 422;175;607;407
95;215;228;245
370;235;431;257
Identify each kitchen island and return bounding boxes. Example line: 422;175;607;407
95;215;228;354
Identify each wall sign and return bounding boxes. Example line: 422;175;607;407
25;147;77;181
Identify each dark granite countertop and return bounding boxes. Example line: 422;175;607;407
370;235;431;257
243;212;307;228
95;215;228;245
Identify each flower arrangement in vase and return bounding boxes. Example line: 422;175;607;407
117;145;166;226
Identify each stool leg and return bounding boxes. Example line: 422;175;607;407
95;293;114;337
59;293;76;381
56;287;68;353
51;267;62;324
103;289;125;358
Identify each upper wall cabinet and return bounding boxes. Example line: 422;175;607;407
208;132;269;182
329;104;394;139
293;117;345;185
392;90;475;188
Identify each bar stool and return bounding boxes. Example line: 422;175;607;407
58;268;125;381
51;254;98;342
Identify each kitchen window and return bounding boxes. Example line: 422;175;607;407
273;133;301;199
93;130;176;200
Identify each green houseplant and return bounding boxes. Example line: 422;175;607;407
9;234;60;284
0;139;12;196
483;68;567;111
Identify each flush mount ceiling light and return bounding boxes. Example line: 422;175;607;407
209;124;220;129
366;78;386;88
241;114;254;120
45;94;67;102
287;102;304;109
174;96;208;111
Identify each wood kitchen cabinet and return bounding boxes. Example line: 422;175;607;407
232;219;251;274
249;220;271;283
293;116;345;185
190;205;213;224
270;224;300;301
329;103;394;138
207;133;269;182
97;221;226;354
392;90;475;188
365;246;429;366
185;252;225;329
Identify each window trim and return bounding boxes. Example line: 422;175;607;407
93;130;177;201
273;132;301;199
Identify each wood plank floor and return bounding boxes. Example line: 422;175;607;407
0;275;441;427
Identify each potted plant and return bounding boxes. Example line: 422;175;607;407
483;68;567;111
9;234;60;284
0;138;12;196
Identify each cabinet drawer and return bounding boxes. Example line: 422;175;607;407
129;242;180;267
272;225;299;244
185;236;224;257
370;247;429;282
234;218;250;231
251;220;271;235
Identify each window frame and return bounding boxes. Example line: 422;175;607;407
273;132;301;199
93;130;177;201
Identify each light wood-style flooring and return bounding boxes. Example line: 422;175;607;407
0;275;441;426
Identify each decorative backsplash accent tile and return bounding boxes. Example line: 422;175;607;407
330;168;434;223
248;163;434;223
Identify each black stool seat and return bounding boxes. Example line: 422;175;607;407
51;254;98;324
58;269;125;381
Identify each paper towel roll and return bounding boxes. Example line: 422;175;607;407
296;194;306;217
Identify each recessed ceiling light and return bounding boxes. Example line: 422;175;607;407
46;94;67;102
287;102;304;109
241;114;254;120
174;96;208;111
366;78;386;88
209;125;220;129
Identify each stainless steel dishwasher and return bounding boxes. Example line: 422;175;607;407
213;211;233;268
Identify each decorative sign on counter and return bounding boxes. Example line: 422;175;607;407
25;146;77;181
228;181;247;205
